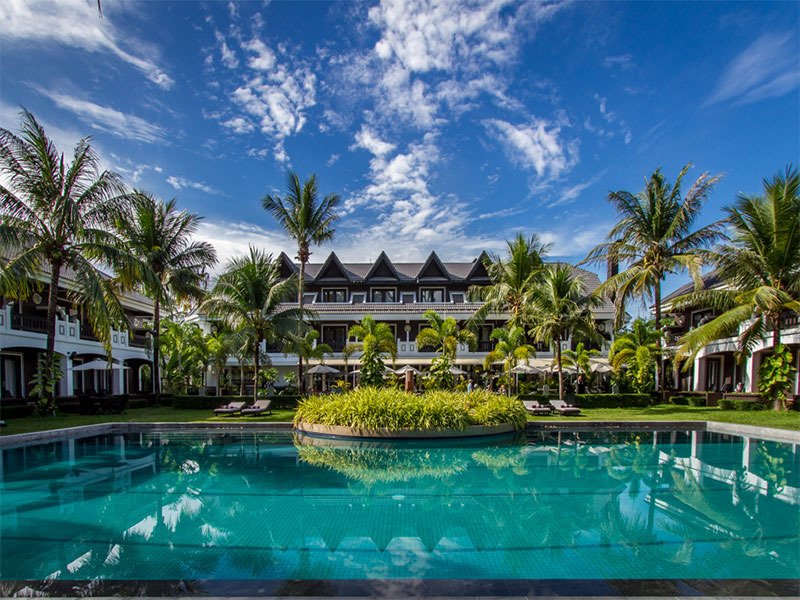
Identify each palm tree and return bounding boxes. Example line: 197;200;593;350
562;342;601;380
608;318;661;373
347;315;397;387
115;192;217;400
282;329;333;391
206;328;234;396
0;109;142;399
527;264;599;401
582;164;724;390
416;310;476;359
677;166;800;357
483;324;537;375
201;247;306;401
262;172;340;393
468;233;549;327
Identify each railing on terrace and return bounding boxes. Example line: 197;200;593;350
477;341;493;352
80;325;99;341
130;333;150;348
10;312;48;333
781;312;799;329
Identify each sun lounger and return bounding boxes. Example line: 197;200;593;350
522;400;552;416
549;399;582;416
240;399;272;416
213;401;247;415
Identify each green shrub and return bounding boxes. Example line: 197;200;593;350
0;400;35;419
294;388;527;431
734;399;766;411
688;396;706;407
718;399;735;410
128;398;149;410
570;393;651;408
669;396;689;405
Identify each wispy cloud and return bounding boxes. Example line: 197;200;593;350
166;175;221;195
482;118;579;179
36;90;166;144
548;169;608;207
214;29;239;69
0;0;173;89
705;31;800;106
602;54;634;70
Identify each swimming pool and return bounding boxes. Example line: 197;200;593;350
1;425;798;596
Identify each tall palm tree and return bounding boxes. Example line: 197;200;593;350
677;166;800;358
0;109;142;398
416;310;476;360
483;325;537;373
262;172;339;393
468;233;550;327
283;330;334;392
116;192;217;400
527;264;599;401
347;315;397;387
608;318;661;374
582;164;724;390
206;328;234;396
201;247;306;401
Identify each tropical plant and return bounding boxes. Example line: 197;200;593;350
347;315;397;387
283;329;334;364
159;319;208;395
583;164;724;390
468;233;549;327
416;309;476;359
29;355;62;415
676;167;800;367
262;172;339;393
759;345;796;410
527;264;599;401
115;192;217;400
483;325;537;378
561;342;601;380
0;109;143;401
206;328;234;396
608;318;661;392
201;247;306;401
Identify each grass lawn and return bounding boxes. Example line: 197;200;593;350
2;403;798;436
527;404;800;431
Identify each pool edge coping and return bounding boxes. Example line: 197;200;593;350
1;419;798;449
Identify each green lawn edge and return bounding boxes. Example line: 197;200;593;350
2;403;798;436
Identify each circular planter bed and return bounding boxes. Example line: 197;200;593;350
294;420;517;439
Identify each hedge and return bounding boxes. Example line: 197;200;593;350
0;399;34;419
669;395;690;406
734;399;767;411
718;398;734;410
570;393;651;408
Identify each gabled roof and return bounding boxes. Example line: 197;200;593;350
364;251;402;281
314;252;351;282
416;251;450;281
465;251;491;281
276;252;298;279
661;270;724;305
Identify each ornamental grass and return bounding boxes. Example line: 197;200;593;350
294;388;527;431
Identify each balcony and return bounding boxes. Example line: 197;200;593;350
11;312;48;333
130;333;150;348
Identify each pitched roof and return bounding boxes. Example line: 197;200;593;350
661;270;724;304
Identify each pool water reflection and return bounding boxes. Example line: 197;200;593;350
0;428;797;585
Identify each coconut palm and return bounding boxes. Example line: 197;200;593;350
583;164;724;390
262;172;340;393
608;318;661;373
347;315;397;387
416;309;476;360
483;325;537;373
201;247;307;401
468;233;550;327
677;166;800;358
561;342;601;380
527;264;599;401
206;328;234;396
0;109;143;401
115;192;217;400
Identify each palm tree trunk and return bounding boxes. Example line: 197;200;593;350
239;365;245;395
297;254;306;396
253;339;260;403
217;366;223;396
556;335;564;401
152;297;161;401
654;281;663;395
44;262;62;399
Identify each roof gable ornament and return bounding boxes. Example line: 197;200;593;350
365;251;402;281
416;251;450;281
314;252;351;282
465;251;491;281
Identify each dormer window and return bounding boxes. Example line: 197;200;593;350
322;288;348;303
420;288;445;302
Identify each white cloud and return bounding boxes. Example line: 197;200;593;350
0;0;173;89
483;118;578;179
350;125;396;157
166;175;221;195
587;94;632;145
326;153;340;166
242;38;276;71
215;30;239;69
221;116;254;134
705;31;800;106
602;54;634;70
195;221;288;271
37;90;166;144
548;169;608;207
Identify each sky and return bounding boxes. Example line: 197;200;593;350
1;0;798;298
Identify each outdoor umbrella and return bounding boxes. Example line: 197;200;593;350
591;363;613;373
72;359;127;371
510;364;545;375
306;364;341;375
394;365;421;375
449;366;468;376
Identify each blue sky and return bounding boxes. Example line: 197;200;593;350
1;0;798;297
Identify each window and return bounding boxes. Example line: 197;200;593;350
420;288;445;302
322;288;348;303
371;288;396;302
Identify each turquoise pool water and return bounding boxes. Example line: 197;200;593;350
0;428;798;584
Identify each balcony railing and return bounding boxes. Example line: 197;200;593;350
781;312;799;329
130;333;150;348
11;312;48;333
80;325;99;341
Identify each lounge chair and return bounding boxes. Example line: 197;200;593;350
213;401;247;415
240;399;272;416
522;400;552;416
549;399;582;416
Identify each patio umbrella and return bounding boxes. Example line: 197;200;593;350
394;365;421;375
592;363;614;373
306;364;341;375
510;364;545;375
449;366;468;376
72;359;127;371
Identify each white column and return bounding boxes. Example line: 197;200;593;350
743;353;753;392
693;356;704;391
62;354;73;397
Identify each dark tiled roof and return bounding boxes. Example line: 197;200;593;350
662;270;723;304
